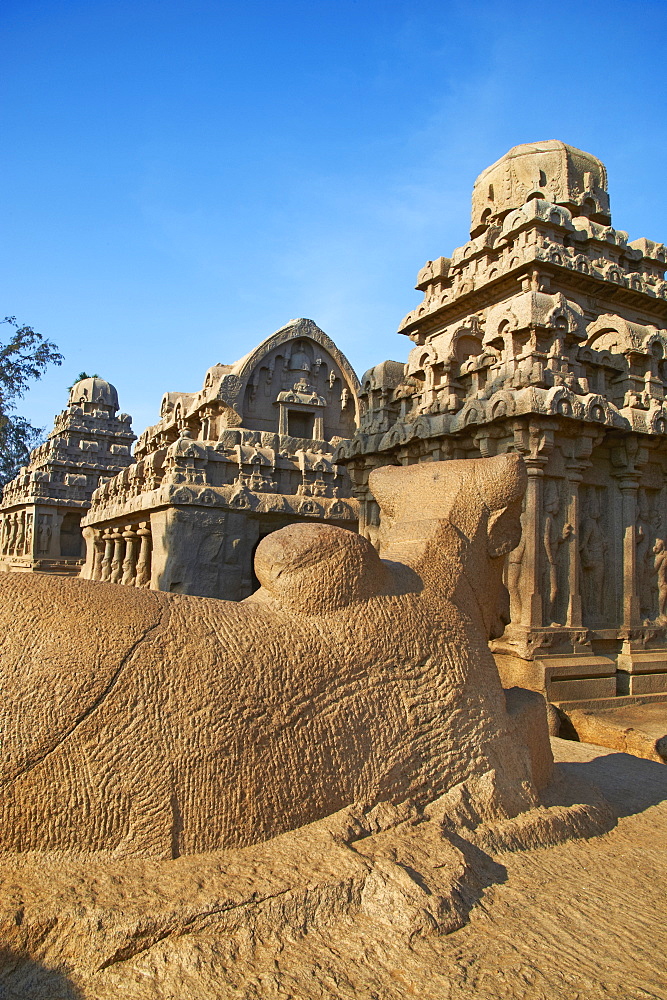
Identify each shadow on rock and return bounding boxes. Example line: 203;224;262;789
445;830;509;892
0;949;81;1000
558;752;667;818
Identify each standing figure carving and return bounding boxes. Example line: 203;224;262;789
37;515;52;556
24;513;33;557
653;538;667;621
7;514;18;556
15;513;25;556
579;489;607;625
507;509;527;623
543;481;572;626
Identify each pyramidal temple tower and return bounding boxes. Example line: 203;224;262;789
0;377;135;574
336;140;667;704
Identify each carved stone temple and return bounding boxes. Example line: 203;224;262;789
80;318;360;598
336;140;667;703
0;377;135;575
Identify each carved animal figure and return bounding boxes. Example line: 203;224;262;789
0;454;544;859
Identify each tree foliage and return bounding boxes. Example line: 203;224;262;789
0;316;64;486
0;416;46;485
68;371;99;391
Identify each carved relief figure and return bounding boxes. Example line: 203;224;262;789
653;538;667;621
15;513;25;556
24;513;33;557
543;481;572;625
579;489;607;625
37;515;52;555
507;508;527;623
7;514;18;556
4;515;11;554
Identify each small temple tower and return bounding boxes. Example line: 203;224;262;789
336;141;667;704
0;377;135;575
80;319;360;599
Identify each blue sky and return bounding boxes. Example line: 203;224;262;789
3;0;667;436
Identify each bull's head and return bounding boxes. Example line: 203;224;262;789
369;453;526;639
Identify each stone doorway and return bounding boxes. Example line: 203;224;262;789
60;513;84;558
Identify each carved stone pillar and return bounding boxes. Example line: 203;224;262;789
562;434;599;627
121;525;139;586
520;462;545;627
110;528;124;584
135;522;152;589
348;456;386;546
612;435;648;628
91;530;104;580
619;479;641;627
24;512;34;558
101;530;114;581
511;421;555;629
564;471;582;627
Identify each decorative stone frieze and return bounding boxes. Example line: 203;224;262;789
81;318;360;599
0;377;135;575
336;141;667;702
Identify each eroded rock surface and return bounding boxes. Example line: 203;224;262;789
0;740;665;999
0;454;547;858
2;453;645;998
565;701;667;762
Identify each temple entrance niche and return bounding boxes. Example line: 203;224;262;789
287;410;315;438
60;513;84;558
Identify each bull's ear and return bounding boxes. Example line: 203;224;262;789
487;507;517;558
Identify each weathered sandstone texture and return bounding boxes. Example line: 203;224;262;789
564;700;667;762
0;377;134;576
1;740;665;999
2;451;663;998
79;318;360;600
337;140;667;703
0;453;553;858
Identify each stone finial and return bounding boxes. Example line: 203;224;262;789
470;140;611;237
68;377;120;412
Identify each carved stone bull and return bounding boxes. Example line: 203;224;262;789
0;453;546;858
